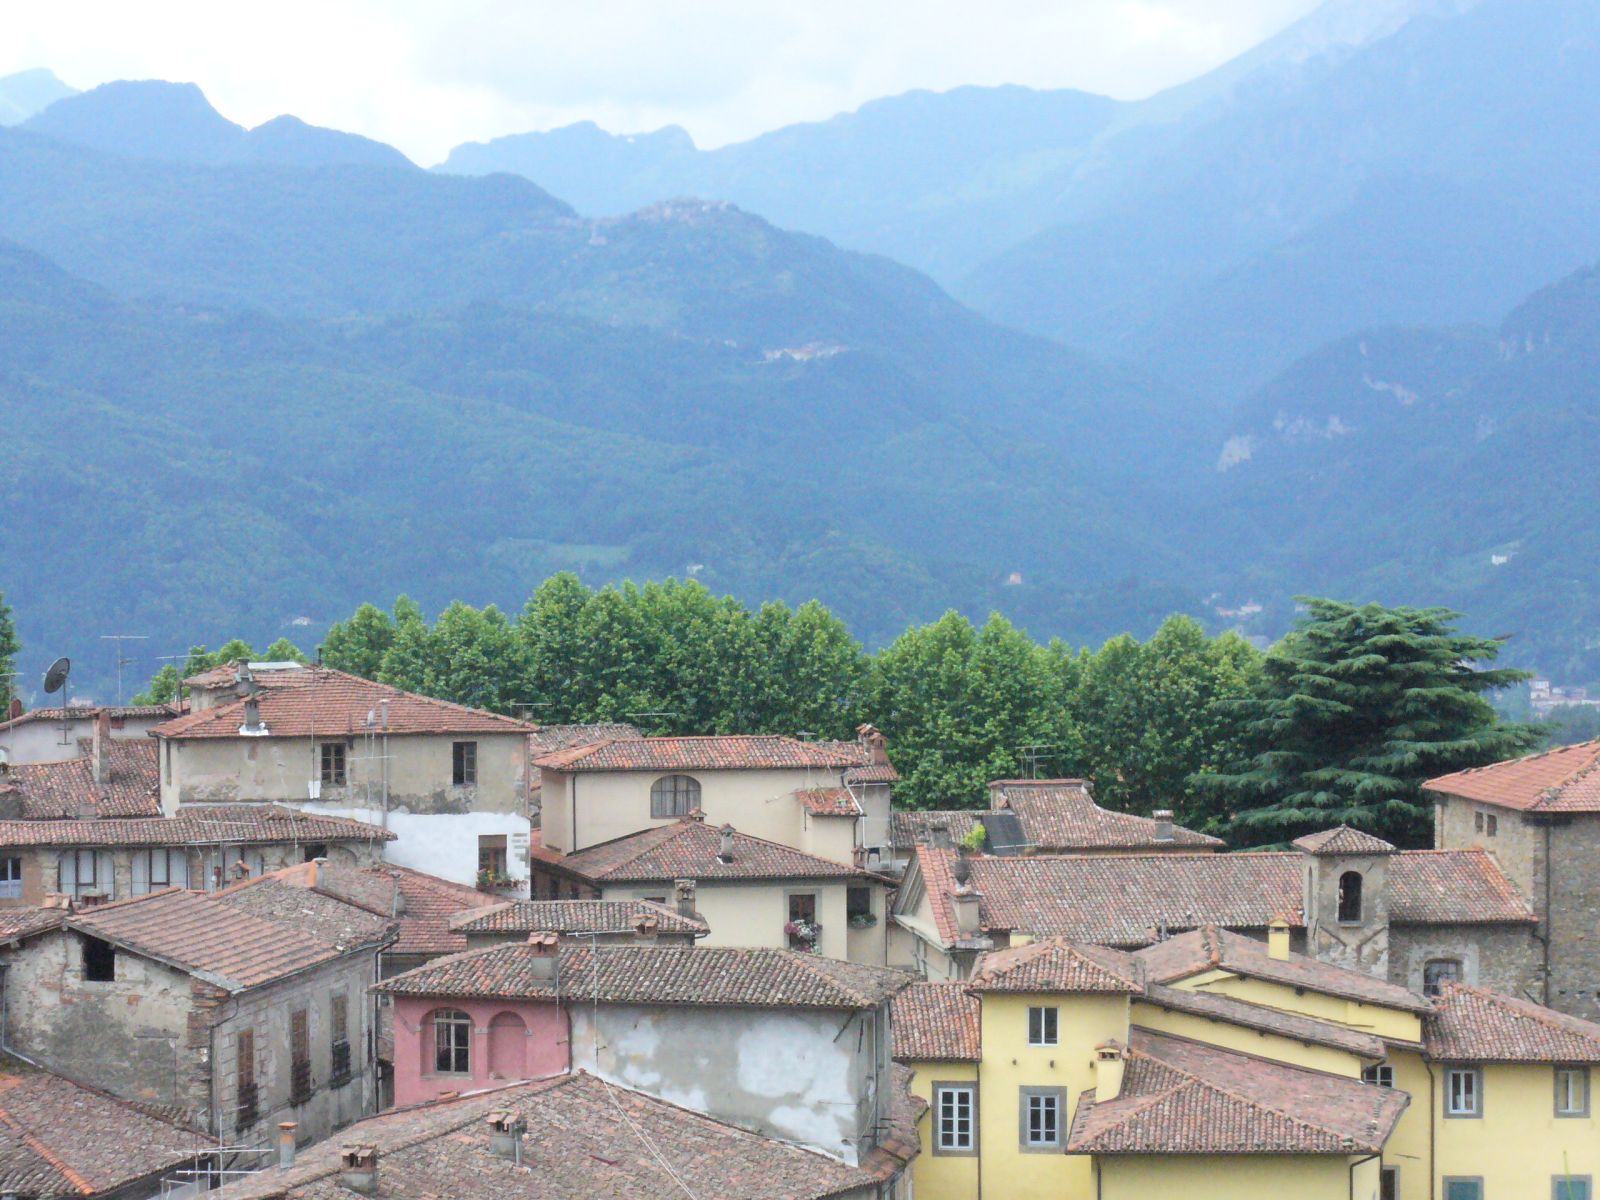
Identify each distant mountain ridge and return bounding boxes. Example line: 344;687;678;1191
0;69;75;125
21;80;414;169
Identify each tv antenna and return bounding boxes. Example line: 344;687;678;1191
100;634;149;705
42;657;71;746
1016;743;1057;780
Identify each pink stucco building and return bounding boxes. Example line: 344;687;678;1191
389;992;568;1106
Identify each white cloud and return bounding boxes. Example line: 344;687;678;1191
4;0;1320;163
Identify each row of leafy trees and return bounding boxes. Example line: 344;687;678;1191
116;576;1539;846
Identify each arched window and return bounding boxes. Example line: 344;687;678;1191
650;774;701;819
488;1012;528;1080
433;1009;472;1075
1337;870;1363;924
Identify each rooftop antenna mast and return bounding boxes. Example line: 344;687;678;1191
100;634;149;705
1016;744;1057;780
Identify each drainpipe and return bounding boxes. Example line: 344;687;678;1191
570;776;578;853
1425;1061;1437;1200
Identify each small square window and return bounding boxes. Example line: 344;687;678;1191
1363;1063;1395;1088
1556;1066;1590;1117
1027;1006;1058;1046
452;741;478;786
1424;958;1462;997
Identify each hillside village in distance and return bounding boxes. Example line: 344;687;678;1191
0;657;1596;1199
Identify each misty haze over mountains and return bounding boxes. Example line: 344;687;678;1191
2;0;1598;694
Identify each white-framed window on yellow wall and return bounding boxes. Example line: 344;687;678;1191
1444;1067;1482;1118
1027;1005;1058;1046
1556;1066;1591;1118
1019;1086;1065;1151
932;1083;976;1155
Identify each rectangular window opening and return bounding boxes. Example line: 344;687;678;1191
1363;1063;1395;1089
290;1009;312;1104
1028;1006;1059;1046
478;835;508;880
933;1083;975;1154
1556;1179;1592;1200
319;742;347;786
0;856;22;900
1557;1066;1590;1117
452;741;478;786
1445;1067;1481;1118
81;934;115;982
1020;1087;1064;1151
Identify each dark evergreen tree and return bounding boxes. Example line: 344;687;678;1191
0;592;18;713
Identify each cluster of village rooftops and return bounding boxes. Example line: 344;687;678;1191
0;661;1596;1199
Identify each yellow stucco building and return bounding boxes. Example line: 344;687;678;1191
894;922;1600;1200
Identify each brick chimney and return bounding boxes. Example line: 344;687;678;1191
91;710;111;785
276;1122;298;1170
527;930;559;981
337;1145;378;1194
632;913;659;944
1268;915;1292;961
717;824;735;864
1094;1041;1125;1100
673;878;697;920
856;724;889;766
1152;810;1174;843
487;1111;526;1164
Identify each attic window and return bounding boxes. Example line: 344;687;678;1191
81;935;115;982
1337;871;1363;924
650;774;700;819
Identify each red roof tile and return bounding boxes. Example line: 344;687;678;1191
0;705;178;733
533;735;878;773
796;787;862;817
1291;826;1397;856
890;982;981;1061
375;942;910;1009
364;865;500;958
69;887;389;991
558;819;871;883
527;723;641;753
889;810;983;852
0;804;393;849
969;938;1145;995
1066;1030;1407;1155
1425;983;1600;1062
213;1071;891;1200
153;668;537;740
1135;927;1430;1012
989;781;1224;851
0;908;65;946
448;899;707;937
907;845;1533;950
0;1062;202;1196
1137;984;1390;1059
845;763;901;783
1425;740;1600;812
3;740;161;819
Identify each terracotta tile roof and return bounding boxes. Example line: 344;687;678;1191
375;942;911;1010
363;865;500;958
0;804;394;849
0;908;65;946
1291;826;1397;855
968;938;1145;995
907;845;1533;950
3;739;161;819
68;887;389;992
213;1071;889;1200
0;705;178;733
845;763;900;783
214;868;396;948
1425;983;1600;1062
1066;1029;1407;1156
533;734;878;773
1134;927;1431;1013
1137;984;1390;1059
1425;740;1600;813
0;1061;202;1197
558;818;869;883
527;723;641;753
448;899;707;937
182;661;312;690
796;787;862;817
989;781;1224;851
890;982;981;1061
890;810;982;853
152;668;537;740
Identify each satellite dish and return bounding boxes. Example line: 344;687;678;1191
42;657;71;695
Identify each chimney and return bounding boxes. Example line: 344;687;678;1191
337;1145;378;1194
92;710;111;785
6;698;20;722
527;930;559;981
239;698;268;737
717;824;735;864
1094;1042;1125;1101
951;881;982;939
632;913;659;944
673;878;697;920
41;893;71;911
1152;810;1174;842
856;723;889;766
277;1122;298;1170
927;821;952;851
487;1111;527;1165
1268;916;1291;961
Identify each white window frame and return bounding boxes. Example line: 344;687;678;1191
1027;1005;1059;1047
932;1083;976;1155
1445;1067;1482;1118
0;856;22;900
132;848;190;895
1363;1063;1395;1088
1020;1086;1065;1151
1556;1066;1590;1118
58;850;114;899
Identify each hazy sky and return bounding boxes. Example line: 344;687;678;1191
6;0;1322;163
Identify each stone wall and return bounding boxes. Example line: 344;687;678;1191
1389;922;1541;999
1546;815;1600;1021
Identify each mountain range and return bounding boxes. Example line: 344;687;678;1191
3;0;1600;695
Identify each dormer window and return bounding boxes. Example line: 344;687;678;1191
1337;871;1363;924
650;774;701;819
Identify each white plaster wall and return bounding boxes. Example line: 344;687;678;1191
0;714;167;764
301;802;530;892
570;1003;876;1164
599;879;879;962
